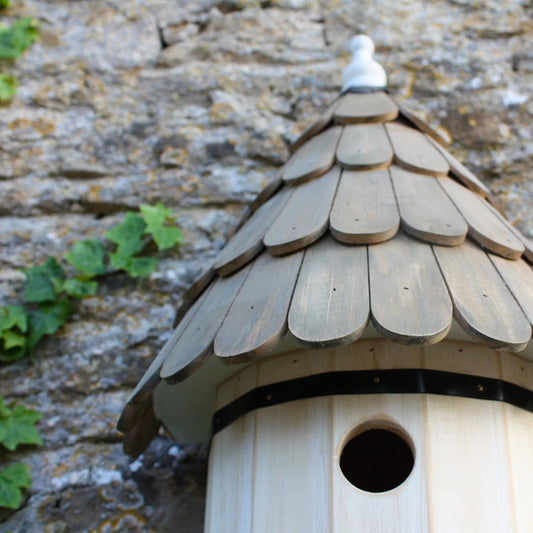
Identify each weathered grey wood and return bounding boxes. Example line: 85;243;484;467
336;123;393;170
181;266;215;304
434;239;531;351
426;136;490;197
214;187;294;276
390;165;468;245
334;91;398;124
368;232;452;344
329;168;400;244
490;254;533;327
121;281;214;429
439;177;524;260
386;122;449;177
288;235;369;347
389;92;449;147
264;167;341;255
160;265;251;381
250;169;283;210
290;98;339;154
484;201;533;263
283;126;342;185
214;251;303;361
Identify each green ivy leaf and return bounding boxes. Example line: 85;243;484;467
0;331;26;362
23;258;65;303
110;253;157;277
27;298;74;351
105;212;146;258
0;398;42;451
0;73;17;102
65;239;106;277
0;305;27;333
0;463;31;509
63;279;97;299
0;17;39;59
140;203;183;251
1;330;25;350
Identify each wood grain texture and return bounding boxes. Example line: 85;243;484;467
334;91;399;124
433;239;531;351
252;398;332;533
214;250;303;361
369;232;453;344
290;97;339;154
283;126;342;185
439;177;524;260
386;122;450;177
332;395;429;533
336;123;393;170
423;396;514;532
426;136;490;197
388;92;450;147
206;366;257;533
484;201;533;263
489;254;533;327
264;166;340;255
330;168;400;244
288;235;369;348
160;265;251;381
213;187;294;276
390;165;468;245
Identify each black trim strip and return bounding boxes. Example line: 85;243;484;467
212;369;533;435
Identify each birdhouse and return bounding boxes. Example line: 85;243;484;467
118;36;533;532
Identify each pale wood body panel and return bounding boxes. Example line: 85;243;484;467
331;394;429;533
390;166;467;245
334;92;399;124
264;167;340;255
329;168;399;244
423;396;514;532
283;126;342;185
252;398;332;533
206;365;257;533
336;123;393;169
288;236;369;348
386;122;449;177
208;341;533;533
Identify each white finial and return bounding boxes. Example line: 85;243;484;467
342;35;387;92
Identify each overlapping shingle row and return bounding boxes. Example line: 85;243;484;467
118;90;533;454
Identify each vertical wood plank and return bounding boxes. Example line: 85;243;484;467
331;394;429;533
206;416;256;533
252;398;332;533
423;396;514;533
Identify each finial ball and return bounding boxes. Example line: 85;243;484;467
348;35;375;56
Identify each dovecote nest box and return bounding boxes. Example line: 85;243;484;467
119;36;533;532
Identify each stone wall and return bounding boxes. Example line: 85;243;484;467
0;0;531;531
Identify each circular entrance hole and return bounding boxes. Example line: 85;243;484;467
339;426;414;493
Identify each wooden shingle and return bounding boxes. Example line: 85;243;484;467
120;46;533;454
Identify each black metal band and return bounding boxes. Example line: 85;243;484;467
212;369;533;435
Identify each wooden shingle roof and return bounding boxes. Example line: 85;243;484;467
118;38;533;455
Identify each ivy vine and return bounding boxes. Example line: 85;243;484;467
0;203;183;363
